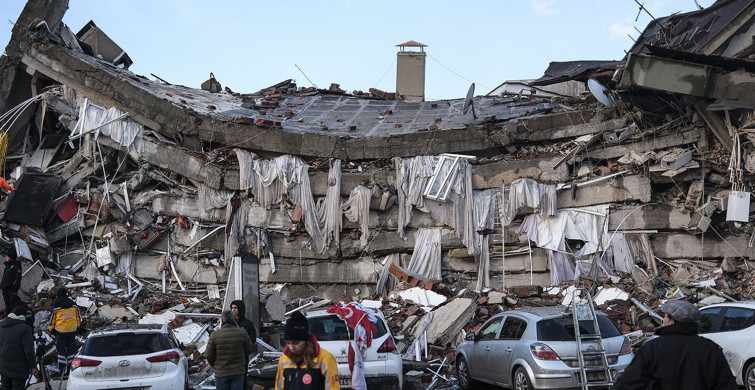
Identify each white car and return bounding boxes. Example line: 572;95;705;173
699;301;755;390
67;324;189;390
304;309;403;389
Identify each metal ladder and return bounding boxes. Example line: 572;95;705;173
571;288;613;389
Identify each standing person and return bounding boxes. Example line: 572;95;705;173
9;295;33;329
0;250;22;314
205;310;253;390
231;300;257;389
48;287;81;377
613;300;738;390
275;311;340;390
0;305;36;389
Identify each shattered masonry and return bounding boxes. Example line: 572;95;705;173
5;0;755;387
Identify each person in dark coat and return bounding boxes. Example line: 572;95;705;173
231;300;257;347
8;294;33;329
0;305;36;389
231;300;257;389
613;300;738;390
0;250;22;315
205;310;253;390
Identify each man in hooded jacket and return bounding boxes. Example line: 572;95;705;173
231;300;257;388
0;305;36;389
230;300;257;348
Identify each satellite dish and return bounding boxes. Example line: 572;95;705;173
587;78;615;108
462;83;477;119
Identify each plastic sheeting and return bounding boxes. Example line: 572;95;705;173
574;257;613;281
342;185;371;248
395;156;475;255
72;98;143;148
235;150;341;253
607;233;635;274
502;178;557;226
548;250;576;285
519;204;609;257
407;228;442;280
198;183;234;209
473;189;495;289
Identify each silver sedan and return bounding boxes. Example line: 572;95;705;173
455;306;633;390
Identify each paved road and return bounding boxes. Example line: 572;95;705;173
27;379;66;389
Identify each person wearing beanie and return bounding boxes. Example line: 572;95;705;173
275;311;340;390
613;299;737;390
0;250;22;315
48;286;81;377
0;305;36;389
204;310;252;390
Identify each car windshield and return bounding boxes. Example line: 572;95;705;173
308;315;388;341
81;333;170;356
536;315;621;341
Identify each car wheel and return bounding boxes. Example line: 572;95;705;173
514;367;533;390
456;356;476;390
746;361;755;390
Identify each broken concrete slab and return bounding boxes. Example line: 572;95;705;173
425;298;476;346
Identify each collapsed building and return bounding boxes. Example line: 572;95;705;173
3;0;755;385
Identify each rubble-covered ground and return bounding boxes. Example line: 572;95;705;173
5;0;755;389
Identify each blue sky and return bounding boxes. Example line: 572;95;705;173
1;1;714;100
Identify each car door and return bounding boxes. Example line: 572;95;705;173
468;317;503;382
700;306;755;380
491;315;527;386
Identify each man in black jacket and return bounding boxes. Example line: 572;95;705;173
230;300;257;389
0;305;36;389
613;300;738;390
0;250;22;315
230;300;257;348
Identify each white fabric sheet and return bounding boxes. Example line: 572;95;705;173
473;189;495;289
198;183;234;209
407;228;442;280
502;178;557;226
519;204;609;257
342;185;371;248
395;156;475;256
74;99;143;148
234;150;341;254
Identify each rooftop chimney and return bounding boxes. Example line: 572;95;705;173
396;41;426;102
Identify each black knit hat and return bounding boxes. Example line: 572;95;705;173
284;311;309;341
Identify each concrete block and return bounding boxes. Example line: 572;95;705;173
425;298;476;346
98;304;135;321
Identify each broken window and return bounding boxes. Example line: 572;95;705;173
423;153;473;201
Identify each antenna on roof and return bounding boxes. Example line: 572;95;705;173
633;0;657;22
462;83;477;119
294;64;318;89
587;78;615;108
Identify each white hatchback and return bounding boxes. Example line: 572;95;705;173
67;324;188;390
699;301;755;390
304;309;403;389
